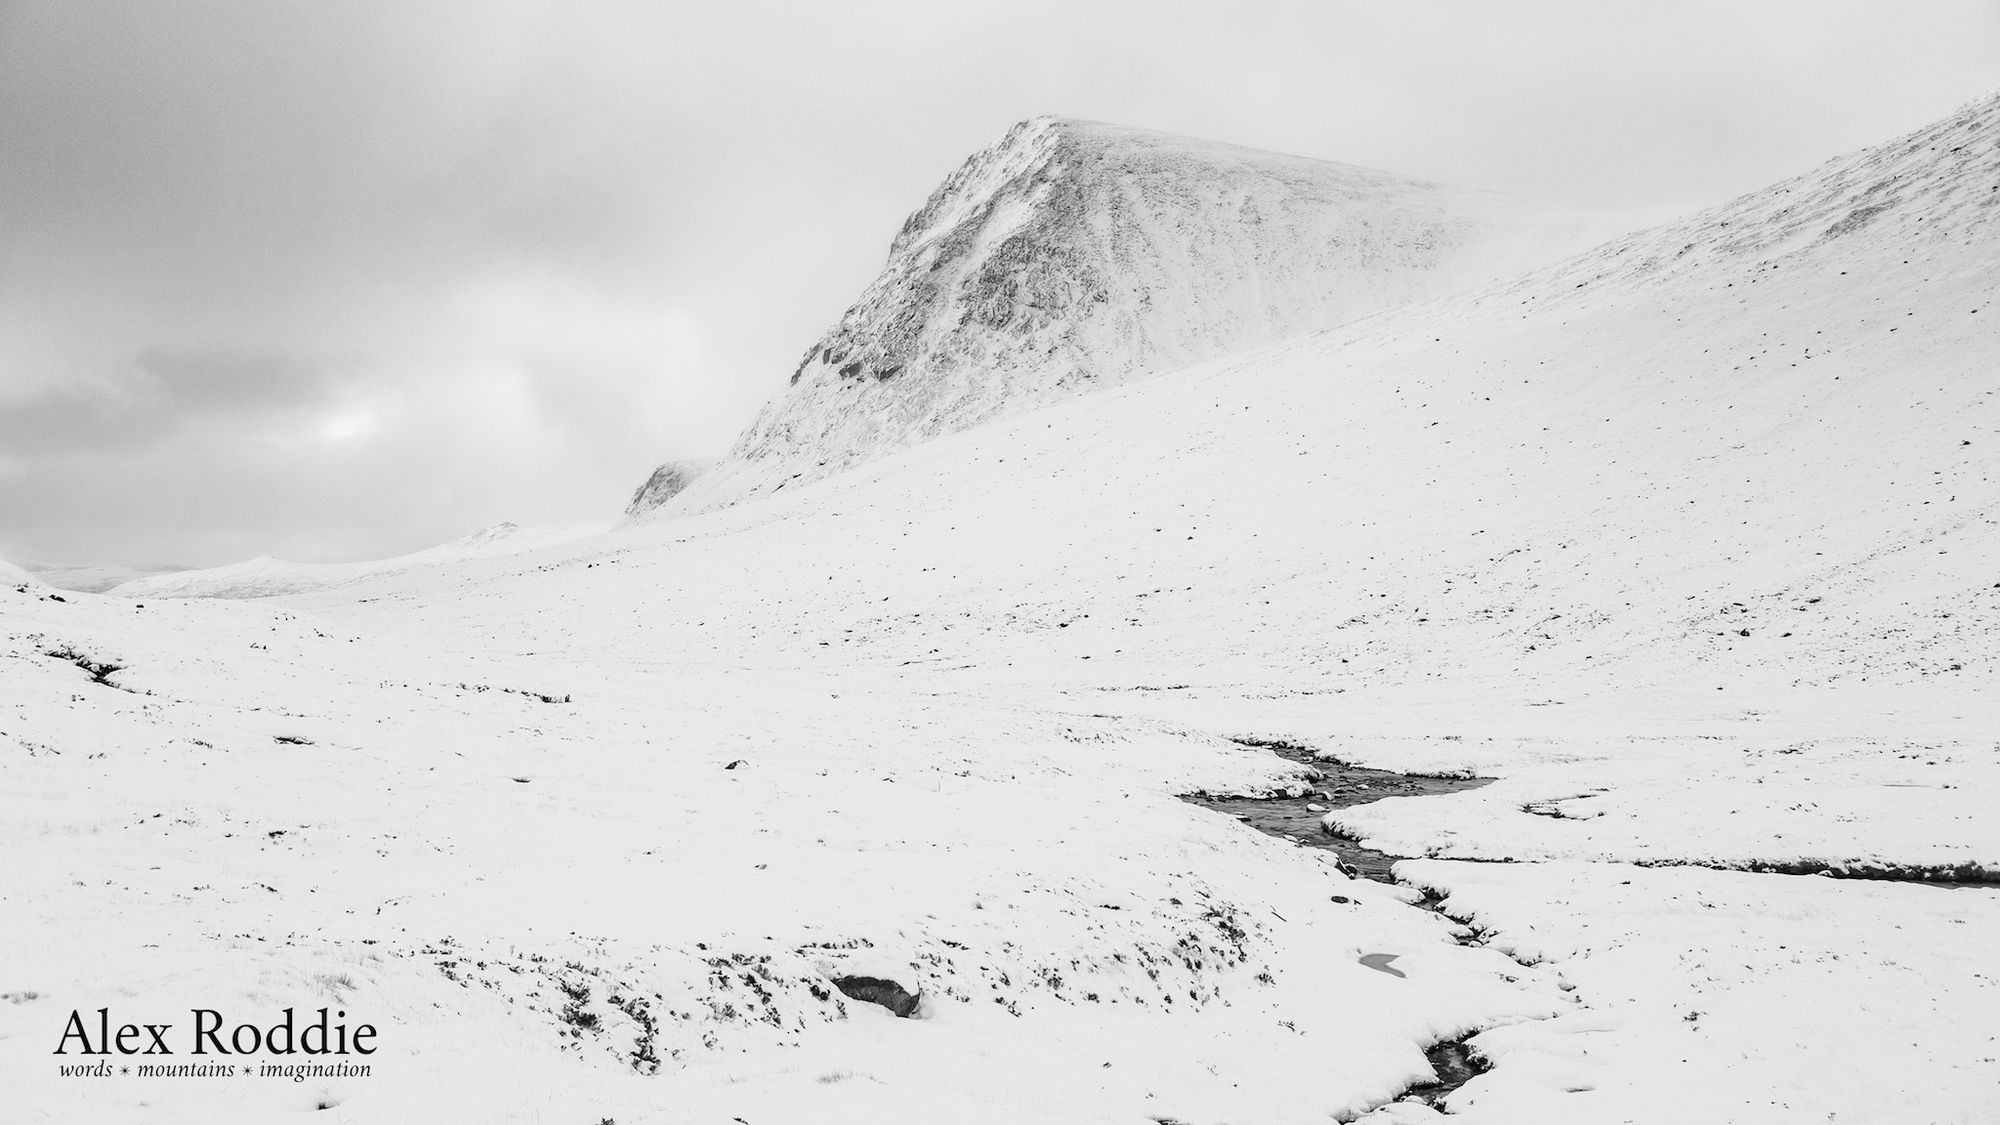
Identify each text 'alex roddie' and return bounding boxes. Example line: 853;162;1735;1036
54;1008;378;1056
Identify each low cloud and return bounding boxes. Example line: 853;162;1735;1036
0;269;721;565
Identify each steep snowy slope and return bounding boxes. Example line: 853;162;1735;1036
109;521;599;600
642;116;1655;516
0;557;37;586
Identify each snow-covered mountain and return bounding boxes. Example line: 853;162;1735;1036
592;94;2000;692
106;521;600;599
636;116;1660;517
334;91;2000;729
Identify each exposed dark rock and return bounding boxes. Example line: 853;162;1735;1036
830;975;921;1017
623;459;717;519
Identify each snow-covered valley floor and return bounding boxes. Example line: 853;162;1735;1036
7;96;2000;1124
5;575;1992;1124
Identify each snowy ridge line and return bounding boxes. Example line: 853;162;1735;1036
1484;86;2000;300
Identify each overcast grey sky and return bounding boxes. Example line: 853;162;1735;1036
3;0;1997;568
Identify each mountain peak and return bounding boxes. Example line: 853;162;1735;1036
632;118;1652;519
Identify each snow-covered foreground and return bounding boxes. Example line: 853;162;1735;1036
6;590;1993;1123
7;95;2000;1122
1394;860;2000;1125
2;586;1565;1123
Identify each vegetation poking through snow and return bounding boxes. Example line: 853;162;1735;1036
42;646;122;685
458;681;572;704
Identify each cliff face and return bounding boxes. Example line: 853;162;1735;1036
633;117;1652;518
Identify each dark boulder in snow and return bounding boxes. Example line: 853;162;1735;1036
830;974;922;1018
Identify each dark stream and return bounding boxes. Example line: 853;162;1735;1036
1180;737;1496;1109
1181;737;1491;880
1179;735;1994;1115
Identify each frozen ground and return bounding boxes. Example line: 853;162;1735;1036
5;95;2000;1122
0;585;1566;1123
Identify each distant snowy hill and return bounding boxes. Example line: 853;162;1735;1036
635;116;1659;517
0;558;37;586
107;522;599;599
15;560;177;593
